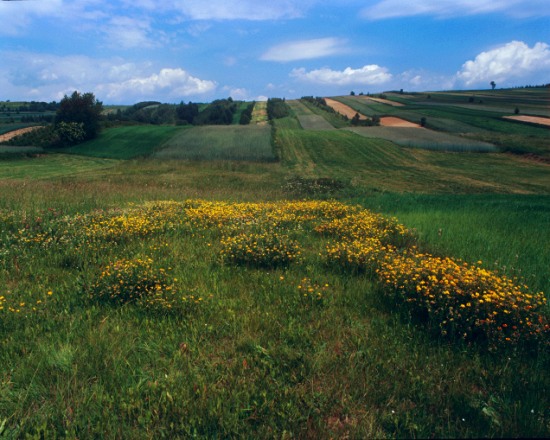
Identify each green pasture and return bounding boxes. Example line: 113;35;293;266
275;119;550;194
348;126;497;152
154;125;275;161
60;125;183;159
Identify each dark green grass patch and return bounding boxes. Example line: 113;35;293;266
60;125;184;159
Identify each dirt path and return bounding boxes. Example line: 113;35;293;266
503;115;550;127
325;98;368;120
379;117;421;127
0;126;43;142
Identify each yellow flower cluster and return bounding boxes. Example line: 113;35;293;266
82;201;184;243
91;257;175;307
315;209;414;247
377;250;548;345
220;231;301;268
90;254;211;313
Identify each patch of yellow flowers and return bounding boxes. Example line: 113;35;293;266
2;199;547;347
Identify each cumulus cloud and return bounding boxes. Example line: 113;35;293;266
98;68;217;101
0;52;216;102
456;41;550;86
291;65;392;86
261;38;347;62
361;0;549;20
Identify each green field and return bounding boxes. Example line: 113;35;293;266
154;125;275;161
0;89;549;438
348;126;497;152
61;125;183;159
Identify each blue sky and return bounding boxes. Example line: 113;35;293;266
1;0;549;104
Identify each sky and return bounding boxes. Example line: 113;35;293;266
1;0;549;104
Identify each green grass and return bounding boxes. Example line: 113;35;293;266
275;120;550;194
356;193;550;294
0;197;548;438
154;125;275;161
0;89;549;438
0;154;119;180
348;126;497;152
60;125;184;159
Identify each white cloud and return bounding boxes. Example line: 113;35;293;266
103;16;157;49
0;52;216;102
261;38;347;62
98;68;217;101
172;0;310;21
362;0;549;20
456;41;550;86
291;65;392;86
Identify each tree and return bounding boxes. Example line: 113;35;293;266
490;81;496;90
55;121;86;147
55;91;103;142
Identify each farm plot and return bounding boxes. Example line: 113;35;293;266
380;117;420;127
154;125;275;161
347;126;498;152
287;100;335;130
251;101;268;124
503;115;550;127
63;125;183;159
325;98;368;120
296;115;335;130
0;126;44;142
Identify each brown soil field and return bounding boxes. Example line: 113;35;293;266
325;98;368;120
503;115;550;127
0;126;43;142
379;117;421;127
361;96;405;107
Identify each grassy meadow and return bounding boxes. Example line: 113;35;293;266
0;88;549;438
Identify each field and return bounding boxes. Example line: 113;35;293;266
61;125;183;159
348;126;497;152
154;125;275;161
0;88;549;438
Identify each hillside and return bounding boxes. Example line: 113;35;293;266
0;88;549;438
